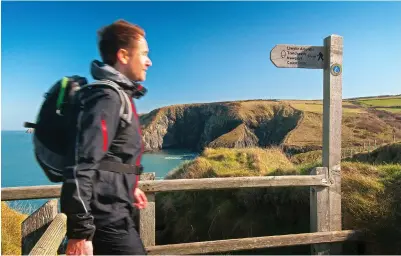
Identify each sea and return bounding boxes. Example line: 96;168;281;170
1;130;197;214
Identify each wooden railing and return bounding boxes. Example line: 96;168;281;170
2;168;364;255
1;175;328;201
29;213;67;255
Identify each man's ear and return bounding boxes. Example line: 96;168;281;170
116;49;129;65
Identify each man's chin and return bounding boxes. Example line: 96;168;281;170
128;74;145;82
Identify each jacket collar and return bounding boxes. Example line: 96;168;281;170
90;60;147;98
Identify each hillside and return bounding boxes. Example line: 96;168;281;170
290;142;401;165
155;147;401;254
350;142;401;164
140;95;401;153
166;147;295;179
349;95;401;114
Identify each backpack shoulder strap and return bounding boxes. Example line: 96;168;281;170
80;80;132;124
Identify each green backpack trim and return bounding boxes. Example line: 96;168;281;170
56;77;69;115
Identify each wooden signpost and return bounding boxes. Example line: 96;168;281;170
270;45;325;69
270;35;343;255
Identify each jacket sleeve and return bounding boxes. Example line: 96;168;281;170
60;87;121;241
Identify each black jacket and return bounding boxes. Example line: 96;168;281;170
60;60;145;241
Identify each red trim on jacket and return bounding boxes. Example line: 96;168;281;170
101;119;108;152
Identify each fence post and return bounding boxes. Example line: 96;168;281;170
310;167;330;254
321;34;343;254
139;172;156;247
21;199;58;255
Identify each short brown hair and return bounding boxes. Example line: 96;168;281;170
97;19;145;66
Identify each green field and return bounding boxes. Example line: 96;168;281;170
376;107;401;113
288;101;366;114
356;96;401;108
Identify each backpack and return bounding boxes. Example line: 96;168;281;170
24;75;133;183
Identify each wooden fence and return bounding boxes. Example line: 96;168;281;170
341;139;400;159
2;169;364;255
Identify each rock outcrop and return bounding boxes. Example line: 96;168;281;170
140;97;401;153
140;100;302;152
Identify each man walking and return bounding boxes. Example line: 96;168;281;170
60;19;152;255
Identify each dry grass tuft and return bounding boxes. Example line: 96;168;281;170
1;202;28;255
166;147;294;179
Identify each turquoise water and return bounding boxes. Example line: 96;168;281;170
1;131;197;213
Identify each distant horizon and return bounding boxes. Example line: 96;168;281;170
3;92;400;131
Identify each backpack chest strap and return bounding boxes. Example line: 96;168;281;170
98;160;144;175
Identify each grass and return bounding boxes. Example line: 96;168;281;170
376;107;401;113
290;150;322;164
157;146;401;254
235;101;301;128
236;101;278;121
208;124;258;148
283;112;323;147
288;101;366;115
285;108;398;149
350;142;401;164
287;102;324;113
1;202;28;255
166;147;294;178
356;96;401;108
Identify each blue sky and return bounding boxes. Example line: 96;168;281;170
2;1;401;130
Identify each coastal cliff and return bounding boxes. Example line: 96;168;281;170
140;97;401;153
140;100;302;151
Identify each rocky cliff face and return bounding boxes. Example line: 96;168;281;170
140;100;302;152
139;98;401;153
